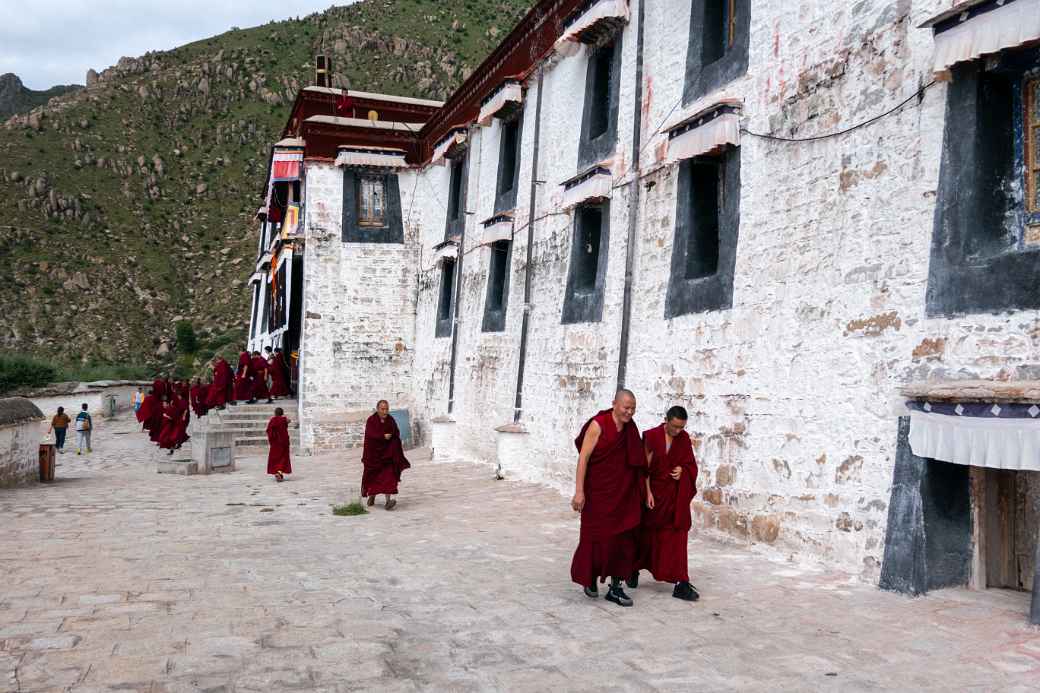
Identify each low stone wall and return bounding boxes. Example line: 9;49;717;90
28;380;150;423
0;398;45;487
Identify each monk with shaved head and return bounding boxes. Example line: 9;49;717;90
361;400;411;510
570;389;646;607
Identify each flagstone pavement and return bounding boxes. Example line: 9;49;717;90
2;414;1040;692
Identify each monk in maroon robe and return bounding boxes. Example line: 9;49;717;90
136;379;162;437
266;407;292;481
234;350;253;403
633;406;700;601
158;394;190;453
250;351;272;403
189;378;208;418
361;400;410;510
274;348;293;396
571;389;645;607
206;357;232;409
267;348;289;398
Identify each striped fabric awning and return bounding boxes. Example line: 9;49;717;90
555;0;630;58
272;148;304;181
431;130;467;166
665;103;741;163
561;166;612;210
921;0;1040;74
481;214;513;243
335;146;409;168
477;82;523;126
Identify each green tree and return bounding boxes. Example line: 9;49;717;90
175;321;198;354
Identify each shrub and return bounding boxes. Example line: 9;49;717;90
175;321;198;354
0;355;57;394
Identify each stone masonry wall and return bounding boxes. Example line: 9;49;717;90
0;398;44;487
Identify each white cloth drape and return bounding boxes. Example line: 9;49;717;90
909;410;1040;471
554;0;629;58
431;131;467;166
335;149;408;168
478;83;523;126
931;0;1040;73
482;220;513;243
433;243;459;264
561;171;612;209
666;113;740;162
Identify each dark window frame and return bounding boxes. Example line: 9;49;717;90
435;258;456;338
562;202;611;324
495;114;524;214
665;147;741;318
341;169;404;243
481;240;512;332
357;175;387;227
578;37;623;169
444;154;470;240
683;0;751;105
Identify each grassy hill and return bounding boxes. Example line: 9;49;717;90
0;0;532;379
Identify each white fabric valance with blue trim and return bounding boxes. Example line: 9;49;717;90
921;0;1040;74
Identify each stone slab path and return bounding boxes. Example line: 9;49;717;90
2;414;1040;691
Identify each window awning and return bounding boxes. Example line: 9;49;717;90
665;103;741;163
909;407;1040;472
481;214;513;243
561;166;612;210
259;251;273;269
477;82;523;126
272;148;304;181
249;272;263;285
255;206;267;220
920;0;1040;74
335;146;409;168
555;0;630;58
431;129;468;166
432;239;459;264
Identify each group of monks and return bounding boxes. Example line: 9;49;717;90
571;389;699;607
134;346;293;455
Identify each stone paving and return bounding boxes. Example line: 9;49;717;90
3;415;1040;692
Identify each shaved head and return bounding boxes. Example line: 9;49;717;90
612;389;636;423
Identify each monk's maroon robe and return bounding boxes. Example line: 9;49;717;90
234;351;253;401
206;359;232;408
250;355;271;400
266;415;292;476
361;414;410;496
571;410;645;587
268;356;289;398
638;424;698;583
189;385;208;417
157;396;189;450
136;379;162;431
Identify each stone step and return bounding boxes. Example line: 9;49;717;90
223;401;298;412
233;435;300;447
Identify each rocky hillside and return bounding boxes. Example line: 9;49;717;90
0;74;83;120
0;0;532;372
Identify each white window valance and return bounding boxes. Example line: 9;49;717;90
909;410;1040;472
432;241;459;264
665;104;741;163
431;130;468;166
554;0;629;58
478;82;523;126
335;146;408;168
248;272;263;285
561;166;612;210
481;215;513;243
259;251;273;269
922;0;1040;74
255;206;267;219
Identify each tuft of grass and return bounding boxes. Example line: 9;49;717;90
332;502;368;517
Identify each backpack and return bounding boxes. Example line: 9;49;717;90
75;412;91;431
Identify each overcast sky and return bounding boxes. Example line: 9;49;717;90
0;0;353;90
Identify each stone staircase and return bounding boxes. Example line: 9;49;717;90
197;400;300;457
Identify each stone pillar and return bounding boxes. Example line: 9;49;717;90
430;416;456;462
494;422;528;480
191;425;236;474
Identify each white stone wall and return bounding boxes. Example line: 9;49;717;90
290;0;1040;577
0;421;41;487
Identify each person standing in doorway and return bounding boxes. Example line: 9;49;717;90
74;403;93;455
361;400;410;510
48;406;71;454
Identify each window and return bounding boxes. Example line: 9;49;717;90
665;149;741;318
578;38;622;168
495;117;522;213
435;258;456;338
482;241;511;332
448;159;464;222
685;160;722;280
358;176;386;226
562;203;610;324
341;171;404;243
261;277;272;333
444;155;469;240
250;282;261;338
683;0;750;104
927;46;1040;316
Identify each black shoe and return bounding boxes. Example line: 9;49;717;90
626;571;639;589
583;584;598;599
229;401;237;406
267;399;273;404
673;582;700;602
246;399;257;405
605;587;633;607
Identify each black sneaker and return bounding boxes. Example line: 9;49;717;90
583;584;598;599
673;582;700;602
626;571;639;589
605;587;633;607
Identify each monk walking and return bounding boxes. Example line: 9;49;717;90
206;356;234;410
571;389;645;607
267;347;289;399
361;400;410;510
633;406;700;601
266;407;292;482
235;349;253;403
250;350;273;404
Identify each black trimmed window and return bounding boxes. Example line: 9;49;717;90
578;38;622;169
481;241;511;332
342;170;403;243
665;148;741;318
683;0;750;105
445;155;469;239
562;203;610;324
927;46;1040;316
250;282;261;338
495;116;522;213
435;258;456;338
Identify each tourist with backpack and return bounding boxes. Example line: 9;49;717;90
75;403;93;455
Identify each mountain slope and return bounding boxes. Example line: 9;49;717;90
0;0;533;372
0;73;83;119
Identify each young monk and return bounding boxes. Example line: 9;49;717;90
361;400;410;510
136;379;161;440
266;407;292;482
267;347;289;399
205;356;233;410
571;389;645;607
632;405;700;601
189;378;208;418
250;350;272;404
235;349;253;403
159;392;190;454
